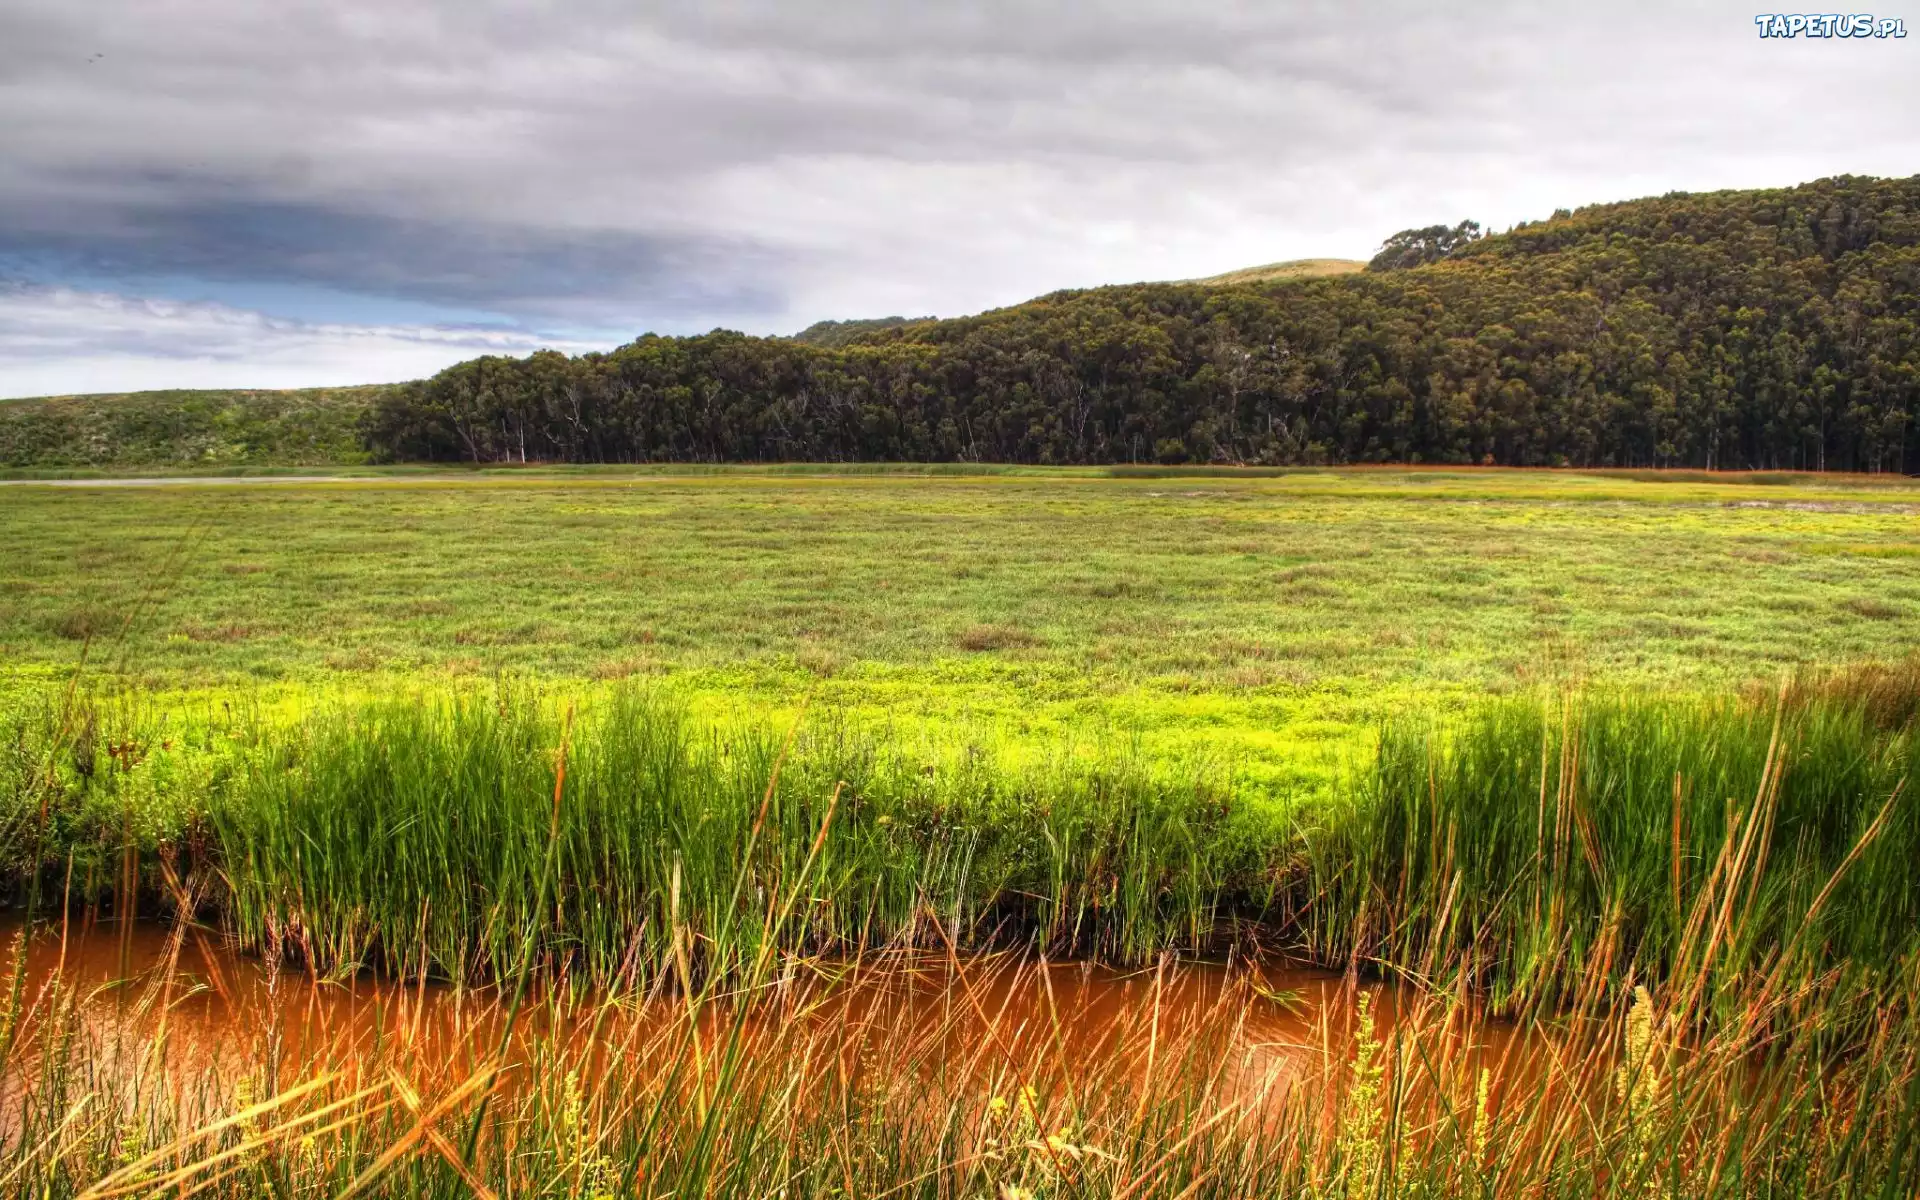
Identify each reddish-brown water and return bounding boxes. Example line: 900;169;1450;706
0;914;1534;1117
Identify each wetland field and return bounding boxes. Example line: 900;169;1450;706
2;466;1919;1196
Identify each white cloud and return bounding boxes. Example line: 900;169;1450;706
0;283;601;398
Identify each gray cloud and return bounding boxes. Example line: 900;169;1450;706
0;281;589;397
0;0;1916;390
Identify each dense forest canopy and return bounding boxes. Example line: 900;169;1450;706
7;175;1918;471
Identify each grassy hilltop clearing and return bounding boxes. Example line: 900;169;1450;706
1190;256;1366;284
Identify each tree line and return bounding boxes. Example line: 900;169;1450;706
363;174;1920;471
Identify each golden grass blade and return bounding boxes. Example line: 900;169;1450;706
78;1072;346;1199
335;1065;501;1199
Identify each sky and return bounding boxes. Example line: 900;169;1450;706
0;1;1915;398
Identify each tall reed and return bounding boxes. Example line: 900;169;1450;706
210;685;1265;984
1327;689;1919;1017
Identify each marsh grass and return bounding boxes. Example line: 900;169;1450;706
4;472;1917;1192
1768;655;1920;730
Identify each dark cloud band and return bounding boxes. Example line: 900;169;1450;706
0;190;789;327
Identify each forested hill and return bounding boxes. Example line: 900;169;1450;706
8;174;1919;471
364;174;1920;471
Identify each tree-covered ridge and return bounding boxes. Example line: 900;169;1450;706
366;175;1920;471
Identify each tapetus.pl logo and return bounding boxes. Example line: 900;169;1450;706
1754;13;1906;35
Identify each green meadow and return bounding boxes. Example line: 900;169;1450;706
4;467;1918;796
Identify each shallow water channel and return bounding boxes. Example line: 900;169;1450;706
1;913;1535;1115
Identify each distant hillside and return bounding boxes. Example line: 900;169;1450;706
785;267;1367;343
13;175;1920;472
0;387;391;469
1192;258;1365;285
789;316;933;348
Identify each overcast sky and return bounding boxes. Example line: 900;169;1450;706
0;1;1914;397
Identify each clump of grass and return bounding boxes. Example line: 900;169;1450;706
175;622;253;643
46;606;112;642
794;643;842;677
956;623;1041;651
586;654;661;681
1842;596;1905;620
1771;655;1920;730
